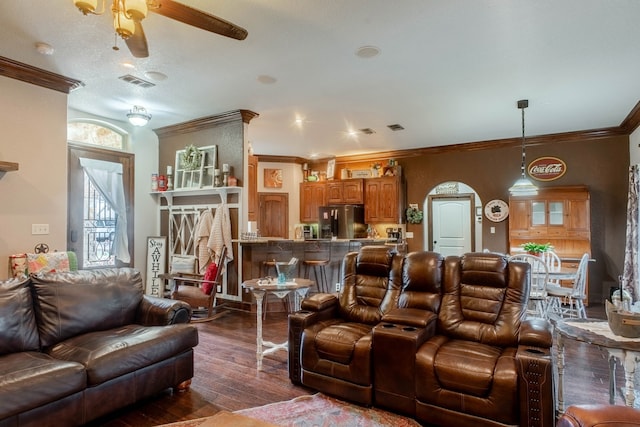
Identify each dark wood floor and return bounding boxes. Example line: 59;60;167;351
91;304;636;426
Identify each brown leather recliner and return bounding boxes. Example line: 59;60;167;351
557;404;640;426
288;246;403;405
414;252;555;427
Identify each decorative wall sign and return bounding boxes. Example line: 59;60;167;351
435;182;459;194
264;168;283;188
145;236;167;297
528;156;567;181
484;199;509;222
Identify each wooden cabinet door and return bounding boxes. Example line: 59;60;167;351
342;179;364;204
566;198;590;237
365;177;398;223
326;182;343;204
247;154;258;221
508;199;530;237
300;182;326;223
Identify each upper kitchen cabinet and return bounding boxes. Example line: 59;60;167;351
508;186;591;258
326;179;364;204
364;176;403;224
300;181;326;223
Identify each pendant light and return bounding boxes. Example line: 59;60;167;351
508;99;538;196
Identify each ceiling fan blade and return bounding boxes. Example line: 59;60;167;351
125;21;149;58
151;0;247;41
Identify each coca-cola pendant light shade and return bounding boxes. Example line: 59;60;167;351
508;99;538;197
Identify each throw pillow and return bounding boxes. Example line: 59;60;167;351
202;262;218;295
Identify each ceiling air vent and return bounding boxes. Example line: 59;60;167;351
359;128;376;135
118;74;156;88
387;124;405;131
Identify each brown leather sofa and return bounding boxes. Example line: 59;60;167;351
289;249;556;427
556;404;640;426
0;268;198;427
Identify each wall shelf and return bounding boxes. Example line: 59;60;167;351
152;186;242;206
0;161;19;172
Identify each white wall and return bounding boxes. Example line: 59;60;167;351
67;108;159;278
0;76;68;280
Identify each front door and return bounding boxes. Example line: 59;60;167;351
429;195;474;256
258;193;289;238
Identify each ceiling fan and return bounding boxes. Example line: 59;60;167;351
72;0;248;58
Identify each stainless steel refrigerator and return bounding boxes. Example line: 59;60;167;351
318;205;367;239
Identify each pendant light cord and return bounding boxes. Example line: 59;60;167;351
520;106;526;178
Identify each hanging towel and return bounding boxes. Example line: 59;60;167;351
208;203;234;269
195;210;214;274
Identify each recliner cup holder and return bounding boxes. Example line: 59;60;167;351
402;327;417;332
525;348;544;355
381;323;396;328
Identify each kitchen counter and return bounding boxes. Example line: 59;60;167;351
240;238;406;292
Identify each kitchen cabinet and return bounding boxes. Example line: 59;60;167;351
326;179;364;204
300;182;326;223
247;154;258;221
364;176;402;224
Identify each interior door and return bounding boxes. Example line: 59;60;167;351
258;193;289;238
68;143;134;269
429;195;473;256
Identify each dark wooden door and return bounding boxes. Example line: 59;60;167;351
258;193;289;238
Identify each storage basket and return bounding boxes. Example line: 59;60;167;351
605;300;640;338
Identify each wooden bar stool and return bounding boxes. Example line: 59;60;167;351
303;239;332;293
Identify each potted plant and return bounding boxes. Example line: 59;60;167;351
521;242;553;255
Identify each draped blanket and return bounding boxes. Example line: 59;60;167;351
195;205;233;274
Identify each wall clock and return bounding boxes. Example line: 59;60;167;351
484;199;509;222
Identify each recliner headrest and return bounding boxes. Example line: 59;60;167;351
356;246;394;277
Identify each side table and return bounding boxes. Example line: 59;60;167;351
551;316;640;412
242;278;312;370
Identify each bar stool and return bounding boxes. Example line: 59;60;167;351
261;240;294;278
303;239;332;293
261;240;294;318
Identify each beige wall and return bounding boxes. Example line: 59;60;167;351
0;76;68;279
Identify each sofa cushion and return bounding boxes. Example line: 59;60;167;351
46;323;198;385
315;322;373;364
0;352;85;418
30;268;144;348
0;279;40;355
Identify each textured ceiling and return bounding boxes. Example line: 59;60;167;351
1;1;639;158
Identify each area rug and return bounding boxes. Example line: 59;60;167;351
158;393;421;426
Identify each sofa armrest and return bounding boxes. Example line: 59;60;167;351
136;295;192;325
518;317;553;348
288;294;339;384
516;345;555;427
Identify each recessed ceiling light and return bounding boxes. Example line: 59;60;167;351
121;61;135;69
257;75;277;84
355;45;381;59
145;71;168;81
35;42;54;55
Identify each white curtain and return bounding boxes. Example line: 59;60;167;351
622;164;640;301
79;157;130;263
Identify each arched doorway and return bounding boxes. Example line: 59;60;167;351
423;181;482;256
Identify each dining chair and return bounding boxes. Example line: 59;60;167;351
540;250;562;286
508;253;549;318
546;252;590;319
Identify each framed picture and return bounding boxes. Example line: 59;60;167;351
326;159;336;180
264;168;283;188
174;145;217;190
145;236;167;297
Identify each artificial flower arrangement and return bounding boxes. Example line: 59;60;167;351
180;144;202;171
521;242;553;254
406;205;424;224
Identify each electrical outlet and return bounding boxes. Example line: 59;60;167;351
32;224;49;235
405;231;414;238
335;282;341;292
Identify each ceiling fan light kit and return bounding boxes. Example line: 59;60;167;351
508;99;538;197
127;105;152;126
73;0;247;58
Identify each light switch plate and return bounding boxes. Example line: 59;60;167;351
32;224;50;235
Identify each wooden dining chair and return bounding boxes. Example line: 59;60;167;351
546;253;590;319
508;253;549;318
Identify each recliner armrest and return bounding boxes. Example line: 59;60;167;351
301;293;339;312
136;295;192;325
518;317;553;348
382;308;437;329
516;345;555;427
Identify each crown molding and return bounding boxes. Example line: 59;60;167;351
154;109;259;137
0;56;83;94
